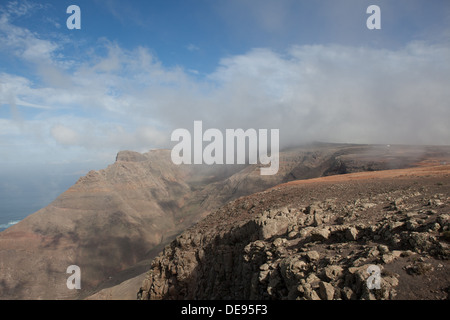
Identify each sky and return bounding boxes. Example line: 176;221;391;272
0;0;450;219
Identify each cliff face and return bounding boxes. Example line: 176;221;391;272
1;144;449;299
0;149;198;299
140;165;450;300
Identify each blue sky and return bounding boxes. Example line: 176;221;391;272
1;0;450;178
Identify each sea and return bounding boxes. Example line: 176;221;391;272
0;200;41;232
0;163;92;232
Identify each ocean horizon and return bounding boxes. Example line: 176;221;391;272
0;202;44;232
0;219;22;232
0;164;87;232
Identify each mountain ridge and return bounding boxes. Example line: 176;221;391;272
1;143;449;299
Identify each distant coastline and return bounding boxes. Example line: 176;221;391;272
0;219;21;232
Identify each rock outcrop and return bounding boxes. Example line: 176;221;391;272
140;165;450;300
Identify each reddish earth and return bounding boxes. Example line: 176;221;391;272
281;164;450;186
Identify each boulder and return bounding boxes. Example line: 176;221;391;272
319;281;335;300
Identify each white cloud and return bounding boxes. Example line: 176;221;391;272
51;124;80;146
187;44;200;52
0;119;21;136
1;0;41;18
0;73;56;109
0;13;58;64
1;6;450;168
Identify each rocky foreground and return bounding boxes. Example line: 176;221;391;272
139;165;450;300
